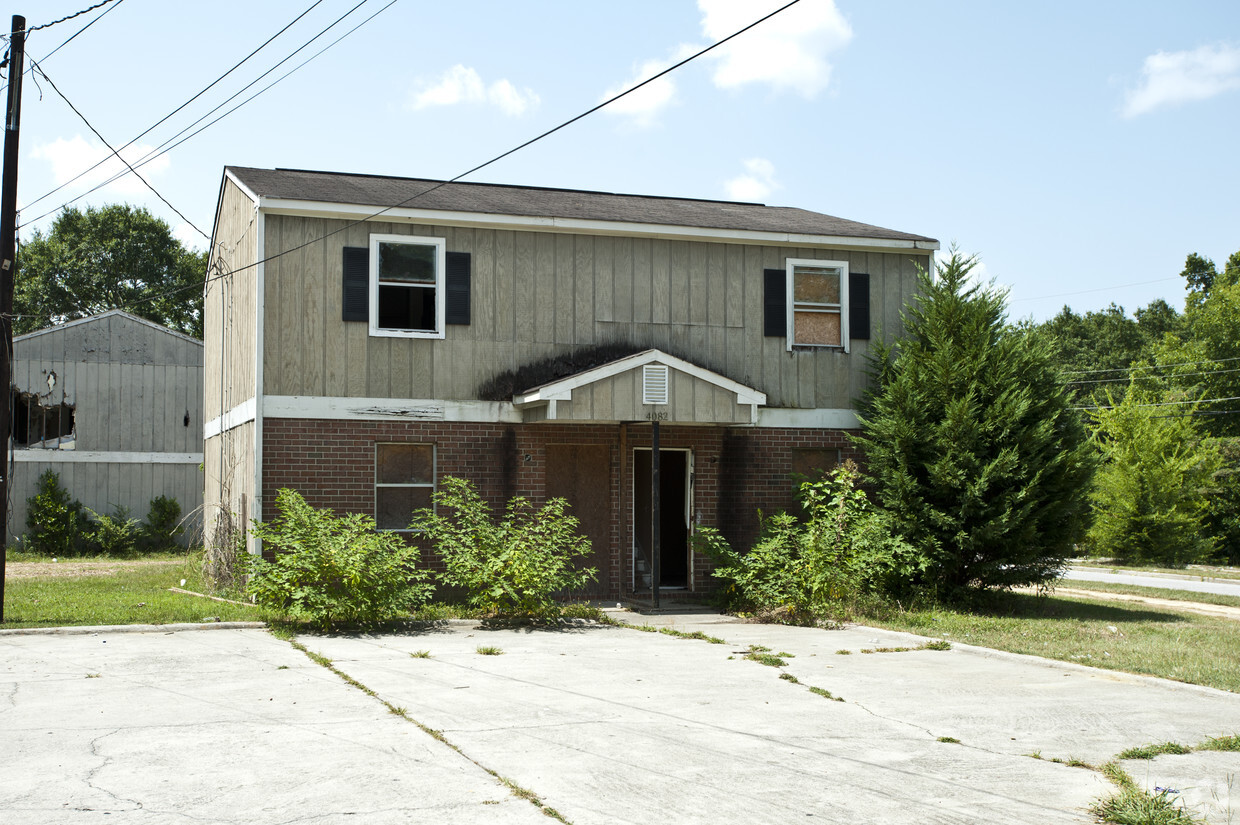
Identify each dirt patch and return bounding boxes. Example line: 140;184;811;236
1041;585;1240;622
4;559;182;580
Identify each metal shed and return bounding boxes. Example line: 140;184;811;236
8;311;204;545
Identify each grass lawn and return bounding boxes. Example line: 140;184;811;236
1;554;268;629
859;590;1240;694
1054;579;1240;609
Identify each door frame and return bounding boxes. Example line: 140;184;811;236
630;446;694;591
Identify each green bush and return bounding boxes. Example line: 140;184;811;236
412;476;596;616
23;469;88;556
86;506;141;557
696;461;922;621
141;495;184;552
1086;385;1220;567
246;489;433;630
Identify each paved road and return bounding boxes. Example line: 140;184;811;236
3;617;1237;824
1065;566;1240;597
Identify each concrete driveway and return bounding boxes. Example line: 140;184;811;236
2;614;1237;824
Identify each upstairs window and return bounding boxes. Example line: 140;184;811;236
370;234;446;338
786;258;849;352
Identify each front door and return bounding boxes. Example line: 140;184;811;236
546;444;612;597
632;448;692;590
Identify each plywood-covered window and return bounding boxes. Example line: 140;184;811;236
786;258;849;352
375;443;435;530
370;234;446;338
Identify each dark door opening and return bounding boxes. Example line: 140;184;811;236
633;449;690;589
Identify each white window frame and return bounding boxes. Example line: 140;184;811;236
369;233;447;339
374;442;436;532
786;257;849;353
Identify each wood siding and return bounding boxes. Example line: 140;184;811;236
204;179;259;535
260;214;928;409
535;368;752;425
205;178;259;418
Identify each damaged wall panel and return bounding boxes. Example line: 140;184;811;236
7;311;205;544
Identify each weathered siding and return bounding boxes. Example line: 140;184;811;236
205;178;259;419
203;421;256;551
204;178;259;538
260;214;927;409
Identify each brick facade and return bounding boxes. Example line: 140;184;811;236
261;418;863;600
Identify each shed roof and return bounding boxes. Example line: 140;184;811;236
225;166;937;246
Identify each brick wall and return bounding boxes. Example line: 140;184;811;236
260;418;861;600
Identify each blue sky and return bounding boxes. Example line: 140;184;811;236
10;0;1240;322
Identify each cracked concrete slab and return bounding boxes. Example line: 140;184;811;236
0;628;551;824
3;615;1236;824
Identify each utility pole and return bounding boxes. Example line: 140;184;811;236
0;14;27;623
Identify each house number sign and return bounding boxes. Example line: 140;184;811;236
644;411;669;421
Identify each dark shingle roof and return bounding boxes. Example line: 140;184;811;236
226;166;936;245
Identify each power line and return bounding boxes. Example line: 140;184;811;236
19;0;328;215
1067;364;1240;387
27;0;119;33
1062;354;1240;378
1075;395;1240;412
28;57;209;239
21;0;385;228
29;0;805;313
26;0;124;65
191;0;806;291
1010;276;1182;304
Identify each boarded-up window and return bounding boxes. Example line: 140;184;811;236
375;443;435;530
790;262;846;348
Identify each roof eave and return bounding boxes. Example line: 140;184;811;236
253;197;939;252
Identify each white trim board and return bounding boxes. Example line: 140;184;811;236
12;451;204;464
204;397;257;439
755;408;860;429
261;394;855;429
257;199;940;254
263;396;522;423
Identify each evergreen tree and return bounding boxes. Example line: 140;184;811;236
859;252;1095;595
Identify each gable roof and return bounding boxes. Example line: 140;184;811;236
225;166;938;248
13;309;203;347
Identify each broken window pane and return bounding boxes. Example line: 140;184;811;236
375;486;433;530
376;444;434;484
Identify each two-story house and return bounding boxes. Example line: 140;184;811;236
205;167;937;600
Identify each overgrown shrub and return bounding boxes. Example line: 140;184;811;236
140;495;184;552
86;506;141;556
696;461;922;621
411;476;596;616
246;489;433;629
24;469;88;556
1086;385;1220;567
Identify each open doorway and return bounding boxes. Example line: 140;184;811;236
632;448;692;590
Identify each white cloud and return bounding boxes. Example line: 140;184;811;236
172;221;201;251
698;0;852;97
725;158;779;201
409;65;539;116
30;135;170;198
601;44;698;127
1123;43;1240;117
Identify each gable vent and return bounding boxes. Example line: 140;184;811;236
643;364;669;405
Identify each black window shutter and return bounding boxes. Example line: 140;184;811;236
342;247;369;322
849;272;871;340
445;251;471;325
763;268;786;337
